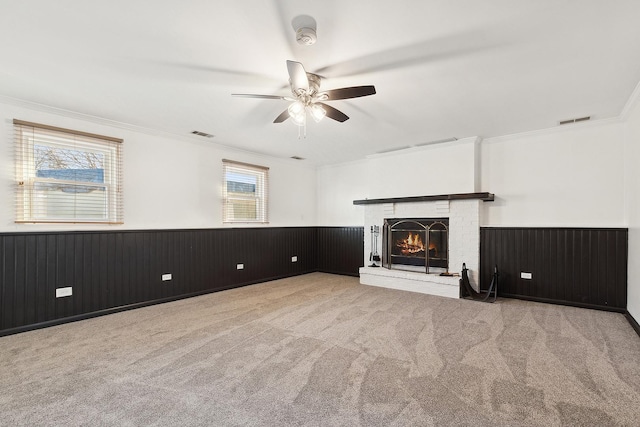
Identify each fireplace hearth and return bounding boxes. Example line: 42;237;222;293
383;218;448;273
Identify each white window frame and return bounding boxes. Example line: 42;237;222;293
222;159;268;224
14;119;123;224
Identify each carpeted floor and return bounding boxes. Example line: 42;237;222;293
1;272;639;426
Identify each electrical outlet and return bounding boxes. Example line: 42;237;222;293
56;287;73;298
162;273;172;281
291;256;298;262
520;272;532;280
237;263;244;270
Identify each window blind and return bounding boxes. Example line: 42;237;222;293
222;159;268;223
14;119;124;224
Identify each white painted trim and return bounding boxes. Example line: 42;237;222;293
482;116;622;145
365;136;481;160
315;156;369;171
0;95;311;168
620;79;640;121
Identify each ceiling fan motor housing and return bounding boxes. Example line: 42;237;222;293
296;27;317;45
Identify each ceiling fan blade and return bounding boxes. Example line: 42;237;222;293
273;109;290;123
324;86;376;100
287;60;309;93
314;30;503;78
318;103;349;122
138;60;282;86
232;94;287;100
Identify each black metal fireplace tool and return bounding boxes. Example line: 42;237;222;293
459;263;498;302
369;225;381;267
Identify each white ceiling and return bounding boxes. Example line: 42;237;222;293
2;0;640;166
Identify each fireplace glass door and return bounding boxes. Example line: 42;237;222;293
383;218;448;273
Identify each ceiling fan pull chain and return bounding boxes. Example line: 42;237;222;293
296;118;307;139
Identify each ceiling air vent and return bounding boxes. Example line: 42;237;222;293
290;156;305;160
559;116;591;125
191;130;214;138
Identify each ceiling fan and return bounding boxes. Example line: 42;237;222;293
232;60;376;130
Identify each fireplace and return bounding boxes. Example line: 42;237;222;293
383;218;449;273
357;194;489;298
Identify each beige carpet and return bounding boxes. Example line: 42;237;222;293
1;272;639;426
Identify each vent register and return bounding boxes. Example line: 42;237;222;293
191;130;214;138
559;116;591;125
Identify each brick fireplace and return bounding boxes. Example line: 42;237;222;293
354;193;493;299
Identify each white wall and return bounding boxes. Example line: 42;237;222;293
0;100;317;232
317;122;627;229
365;138;479;199
316;138;479;225
316;160;368;226
480;121;626;227
624;92;640;321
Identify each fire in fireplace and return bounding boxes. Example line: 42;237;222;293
397;232;425;256
383;218;448;273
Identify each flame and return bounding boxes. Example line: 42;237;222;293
428;242;438;257
397;232;425;255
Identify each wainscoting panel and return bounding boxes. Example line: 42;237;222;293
317;227;364;276
1;226;363;335
480;227;627;311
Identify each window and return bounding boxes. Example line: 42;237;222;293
14;119;123;224
222;159;268;223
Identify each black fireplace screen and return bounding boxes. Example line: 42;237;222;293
383;218;448;273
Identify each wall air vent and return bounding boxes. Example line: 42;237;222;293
290;156;305;160
191;130;215;138
559;116;591;125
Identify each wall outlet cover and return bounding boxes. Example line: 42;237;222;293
291;256;298;262
56;287;73;298
520;272;532;280
162;273;172;281
237;263;244;270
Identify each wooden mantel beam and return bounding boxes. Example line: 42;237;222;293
353;192;494;205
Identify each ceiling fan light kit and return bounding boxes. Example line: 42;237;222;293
288;101;306;126
309;104;326;122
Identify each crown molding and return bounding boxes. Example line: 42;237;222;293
0;95;314;169
482;116;622;145
366;136;481;160
0;94;181;138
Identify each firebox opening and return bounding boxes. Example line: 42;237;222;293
383;218;449;273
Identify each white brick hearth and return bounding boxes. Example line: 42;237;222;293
360;197;483;299
359;266;460;298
